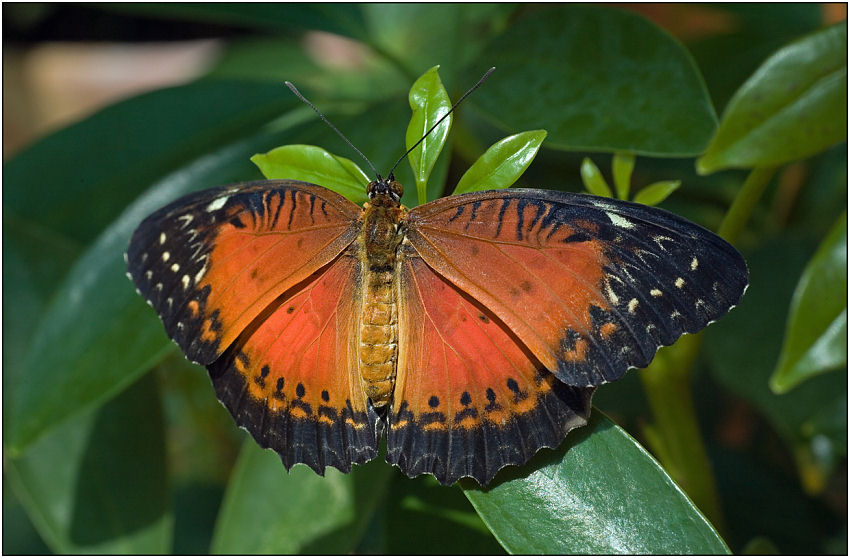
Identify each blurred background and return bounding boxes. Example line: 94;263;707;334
3;3;847;554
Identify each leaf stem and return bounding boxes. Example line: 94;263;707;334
639;335;726;532
639;165;778;534
718;166;778;243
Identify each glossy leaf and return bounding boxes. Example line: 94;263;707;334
405;66;452;205
633;180;682;206
463;412;729;554
612;153;635;200
472;5;717;156
698;23;847;173
4;80;296;244
211;440;391;553
771;212;847;393
251;144;370;204
580;157;613;198
453;130;546;194
5;374;170;554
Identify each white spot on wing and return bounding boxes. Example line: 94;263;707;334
628;298;639;313
605;211;635;230
171;263;180;272
162;251;170;262
177;214;194;228
195;263;208;284
159;232;166;245
670;310;682;319
182;275;191;290
145;270;153;280
207;196;229;212
691;257;699;271
605;281;619;305
675;277;685;289
650;289;663;297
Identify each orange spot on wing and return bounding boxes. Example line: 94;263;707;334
563;338;589;363
600;322;618;339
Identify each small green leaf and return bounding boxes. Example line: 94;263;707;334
612;153;635;200
251;144;370;205
405;66;452;205
698;23;847;173
211;441;391;553
463;413;728;554
770;212;847;393
453;130;546;194
6;374;171;554
633;180;682;206
580;157;613;198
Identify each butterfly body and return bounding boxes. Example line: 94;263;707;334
128;178;747;486
357;179;406;406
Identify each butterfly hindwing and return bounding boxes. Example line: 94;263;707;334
207;250;381;474
388;246;594;485
406;189;748;387
127;179;362;365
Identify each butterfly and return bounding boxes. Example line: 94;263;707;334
127;172;748;486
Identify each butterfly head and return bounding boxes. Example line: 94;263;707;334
367;175;404;205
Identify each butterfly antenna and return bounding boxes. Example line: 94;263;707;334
285;81;381;179
387;66;496;180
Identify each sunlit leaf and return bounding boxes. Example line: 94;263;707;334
453;130;546;194
251;144;370;204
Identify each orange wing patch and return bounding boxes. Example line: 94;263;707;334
207;250;380;474
406;189;749;389
387;248;593;486
127;180;362;365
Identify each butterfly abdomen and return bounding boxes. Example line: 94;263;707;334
358;198;406;407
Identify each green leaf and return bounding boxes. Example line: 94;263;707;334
612;153;635;200
633;180;682;206
251;144;370;204
453;130;546;194
472;5;717;156
211;441;391;553
406;66;452;205
580;157;613;198
771;212;847;393
5;131;298;454
463;413;729;554
698;23;847;173
4;80;296;244
5;374;171;554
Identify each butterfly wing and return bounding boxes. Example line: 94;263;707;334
405;189;748;387
128;180;379;473
127;180;362;365
387;245;594;485
207;248;381;473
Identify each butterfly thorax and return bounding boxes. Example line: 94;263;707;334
357;179;407;407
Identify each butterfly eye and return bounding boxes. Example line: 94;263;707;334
390;180;404;201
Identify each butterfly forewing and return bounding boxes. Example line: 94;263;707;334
406;189;748;387
127;180;362;365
